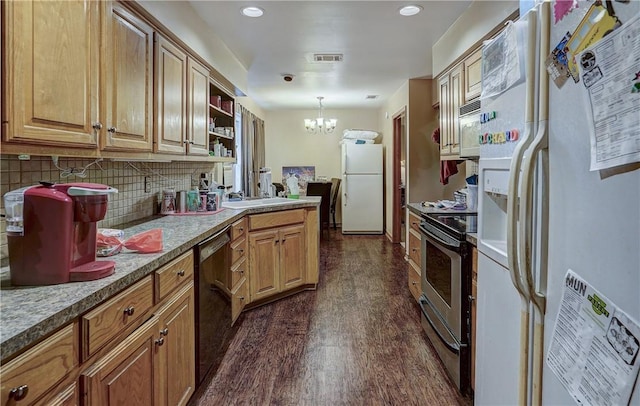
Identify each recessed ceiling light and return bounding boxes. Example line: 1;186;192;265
399;5;423;16
241;6;264;18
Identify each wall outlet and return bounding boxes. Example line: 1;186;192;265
144;176;151;193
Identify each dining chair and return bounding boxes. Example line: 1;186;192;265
330;178;341;230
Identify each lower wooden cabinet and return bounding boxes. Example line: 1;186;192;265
156;283;195;406
0;324;78;406
248;224;305;302
81;282;195;406
36;382;78;406
407;212;423;303
81;315;160;405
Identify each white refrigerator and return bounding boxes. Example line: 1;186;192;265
341;143;383;234
475;1;640;405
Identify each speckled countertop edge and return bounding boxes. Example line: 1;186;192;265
0;198;320;361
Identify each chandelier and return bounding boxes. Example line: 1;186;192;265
304;96;337;134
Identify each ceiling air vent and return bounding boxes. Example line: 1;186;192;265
366;95;378;100
313;54;343;62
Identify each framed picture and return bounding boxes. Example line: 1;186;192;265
282;166;315;195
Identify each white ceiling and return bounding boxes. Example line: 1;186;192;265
188;1;472;110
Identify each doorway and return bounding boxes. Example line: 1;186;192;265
392;109;407;245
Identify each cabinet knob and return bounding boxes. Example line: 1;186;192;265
123;306;135;316
183;140;189;144
239;227;244;232
412;281;417;286
468;295;476;302
92;122;103;130
155;337;165;346
107;127;117;133
160;328;169;336
9;385;29;401
177;270;186;277
239;296;245;301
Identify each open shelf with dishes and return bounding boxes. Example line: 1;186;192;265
209;79;236;159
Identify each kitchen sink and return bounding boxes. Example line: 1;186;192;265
220;197;302;209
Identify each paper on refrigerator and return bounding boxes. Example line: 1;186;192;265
577;12;640;171
547;269;640;406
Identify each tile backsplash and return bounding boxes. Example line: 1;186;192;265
0;155;217;260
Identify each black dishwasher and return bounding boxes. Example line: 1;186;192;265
194;226;239;384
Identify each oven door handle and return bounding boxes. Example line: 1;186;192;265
419;225;459;250
419;296;465;355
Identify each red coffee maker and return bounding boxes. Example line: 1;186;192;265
4;182;118;286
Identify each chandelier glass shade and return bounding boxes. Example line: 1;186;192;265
305;97;337;134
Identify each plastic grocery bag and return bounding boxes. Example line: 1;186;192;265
97;228;164;256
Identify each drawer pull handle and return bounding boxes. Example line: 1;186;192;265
160;328;169;336
155;337;165;346
124;306;135;316
177;270;186;277
9;385;29;401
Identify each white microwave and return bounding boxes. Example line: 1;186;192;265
459;99;481;158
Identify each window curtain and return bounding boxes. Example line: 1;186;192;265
239;105;265;197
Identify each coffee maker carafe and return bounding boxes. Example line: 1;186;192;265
4;182;118;286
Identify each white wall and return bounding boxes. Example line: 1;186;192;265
378;82;409;236
432;0;518;76
137;0;248;94
265;108;379;225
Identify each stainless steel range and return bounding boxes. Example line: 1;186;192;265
418;212;476;395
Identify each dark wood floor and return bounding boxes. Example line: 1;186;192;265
190;230;470;406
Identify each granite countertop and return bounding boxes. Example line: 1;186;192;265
0;198;320;362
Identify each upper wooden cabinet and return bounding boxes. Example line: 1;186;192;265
155;34;212;157
101;2;154;152
3;0;100;147
187;58;211;156
3;1;155;152
155;34;188;155
464;48;483;103
439;63;464;159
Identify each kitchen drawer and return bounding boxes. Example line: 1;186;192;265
230;255;247;289
1;324;77;405
34;382;77;406
155;250;194;302
230;218;247;241
408;263;421;303
230;237;246;264
231;277;248;323
81;275;154;359
408;212;422;234
408;229;421;266
248;209;305;231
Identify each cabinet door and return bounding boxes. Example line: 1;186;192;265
449;64;464;155
82;316;161;406
248;229;280;301
156;283;195;406
438;74;451;155
4;1;99;147
279;224;306;291
464;48;483;103
155;34;187;154
187;57;210;156
101;3;154;151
